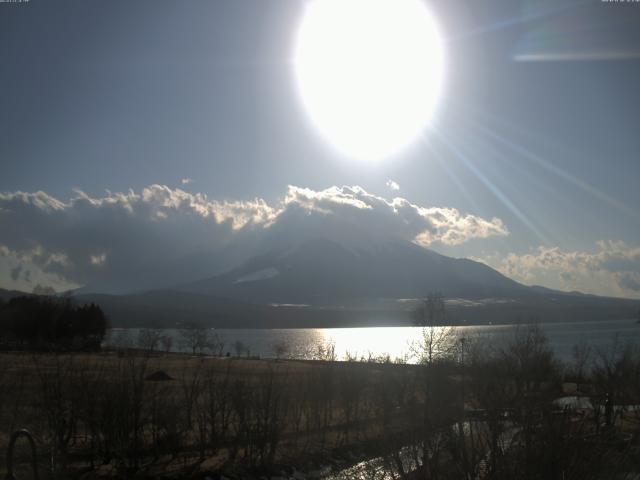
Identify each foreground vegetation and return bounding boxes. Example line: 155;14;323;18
1;324;640;479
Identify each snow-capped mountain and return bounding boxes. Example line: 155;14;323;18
182;236;529;305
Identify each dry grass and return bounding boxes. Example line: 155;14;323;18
0;351;427;478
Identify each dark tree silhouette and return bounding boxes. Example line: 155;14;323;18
0;295;108;350
414;291;446;327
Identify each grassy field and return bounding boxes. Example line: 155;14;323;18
2;326;640;479
0;350;429;479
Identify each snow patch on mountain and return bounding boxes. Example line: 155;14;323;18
235;267;279;284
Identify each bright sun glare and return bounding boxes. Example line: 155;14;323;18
294;0;444;161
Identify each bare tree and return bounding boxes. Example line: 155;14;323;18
411;292;456;364
591;339;640;429
570;340;592;385
209;332;226;356
233;340;247;357
179;324;214;355
113;328;133;353
313;340;337;361
414;291;446;326
499;323;557;397
137;328;161;354
272;340;290;360
160;334;173;354
32;354;86;475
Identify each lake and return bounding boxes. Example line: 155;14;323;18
104;318;640;363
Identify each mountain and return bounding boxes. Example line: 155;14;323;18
1;286;637;331
0;288;30;302
2;236;638;328
160;236;637;327
182;237;531;305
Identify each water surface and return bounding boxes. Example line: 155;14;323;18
105;318;640;363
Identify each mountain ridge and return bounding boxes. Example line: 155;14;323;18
182;236;534;304
2;236;637;328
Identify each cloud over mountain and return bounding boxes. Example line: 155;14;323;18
277;186;508;248
0;184;508;292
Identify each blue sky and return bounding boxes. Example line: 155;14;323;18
1;0;640;297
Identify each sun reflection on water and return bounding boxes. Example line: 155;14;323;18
315;326;457;363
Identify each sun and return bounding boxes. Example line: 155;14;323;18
294;0;444;161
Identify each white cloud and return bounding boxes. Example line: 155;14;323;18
0;184;508;292
0;185;273;292
90;253;107;266
181;178;194;185
0;250;76;293
278;185;508;248
475;241;640;299
386;180;400;191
